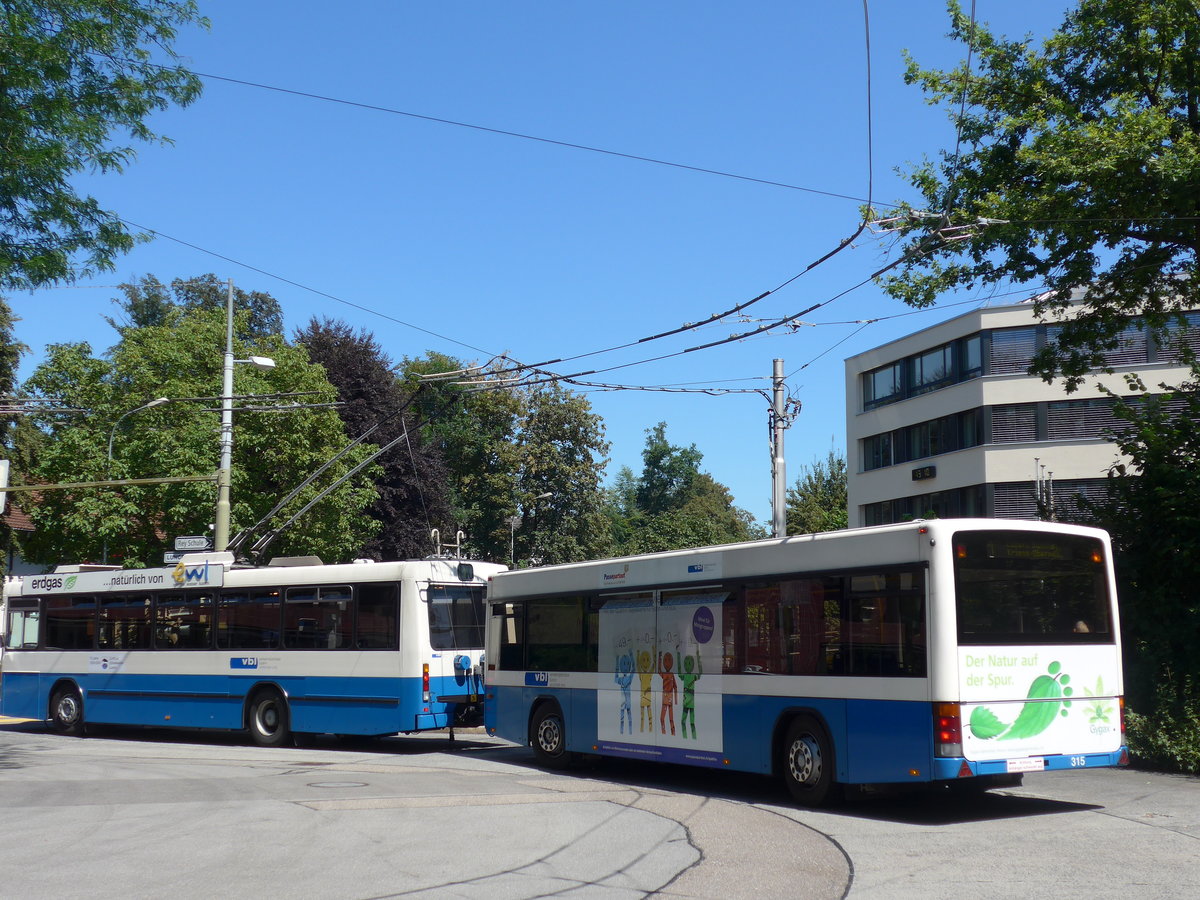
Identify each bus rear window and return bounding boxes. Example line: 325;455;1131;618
427;584;485;650
953;530;1113;644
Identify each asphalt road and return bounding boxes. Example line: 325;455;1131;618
0;717;1196;899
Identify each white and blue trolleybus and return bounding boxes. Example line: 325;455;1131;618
1;553;505;745
483;519;1128;805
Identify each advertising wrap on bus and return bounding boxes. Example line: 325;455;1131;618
595;591;726;766
959;645;1123;763
25;561;223;594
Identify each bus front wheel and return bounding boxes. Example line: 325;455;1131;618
247;690;291;748
50;685;85;736
782;716;835;807
531;704;571;769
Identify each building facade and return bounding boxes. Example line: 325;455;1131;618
844;300;1197;527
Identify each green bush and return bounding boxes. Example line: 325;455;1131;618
1124;688;1200;775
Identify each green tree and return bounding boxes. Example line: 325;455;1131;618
0;296;28;574
1084;371;1200;772
295;317;452;561
401;354;612;565
1;1;206;290
515;383;611;565
20;306;378;567
786;449;848;535
108;274;285;338
880;0;1200;387
608;422;760;554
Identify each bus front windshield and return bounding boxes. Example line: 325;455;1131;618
953;530;1113;645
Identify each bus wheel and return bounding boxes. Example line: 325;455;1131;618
782;716;835;807
50;685;85;737
531;703;570;769
247;690;291;748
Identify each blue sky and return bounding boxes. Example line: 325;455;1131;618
11;1;1075;525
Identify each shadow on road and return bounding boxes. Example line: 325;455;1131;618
0;720;1104;826
465;746;1103;826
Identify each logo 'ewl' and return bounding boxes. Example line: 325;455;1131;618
172;560;213;585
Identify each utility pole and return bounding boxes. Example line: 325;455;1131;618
214;279;235;552
771;359;788;538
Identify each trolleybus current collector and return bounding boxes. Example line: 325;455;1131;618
483;519;1128;805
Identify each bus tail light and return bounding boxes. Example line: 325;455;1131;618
422;663;430;702
935;702;963;757
1119;696;1126;735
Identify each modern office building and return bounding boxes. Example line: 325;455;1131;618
844;299;1197;527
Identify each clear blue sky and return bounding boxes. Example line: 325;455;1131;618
11;1;1074;525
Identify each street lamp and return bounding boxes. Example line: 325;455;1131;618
507;492;553;566
213;280;275;552
106;397;170;472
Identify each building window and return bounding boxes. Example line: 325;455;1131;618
862;335;985;410
863;362;904;408
861;409;984;471
862;485;987;525
908;345;953;395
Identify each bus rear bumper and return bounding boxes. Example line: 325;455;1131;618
933;747;1129;780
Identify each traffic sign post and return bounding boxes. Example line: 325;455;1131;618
174;535;212;552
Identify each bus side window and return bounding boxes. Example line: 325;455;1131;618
99;594;152;650
218;589;282;650
156;592;214;649
356;583;397;649
527;597;589;672
5;601;41;649
45;595;96;650
495;602;525;670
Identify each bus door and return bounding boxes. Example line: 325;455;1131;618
595;592;658;753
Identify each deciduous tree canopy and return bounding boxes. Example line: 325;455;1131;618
1;1;206;290
881;0;1200;387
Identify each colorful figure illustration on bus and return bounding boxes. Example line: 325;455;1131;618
637;646;656;732
659;649;677;736
615;648;635;734
678;644;702;739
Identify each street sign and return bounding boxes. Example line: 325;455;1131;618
163;550;185;564
174;535;212;551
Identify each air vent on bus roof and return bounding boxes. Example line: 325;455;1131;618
266;556;324;567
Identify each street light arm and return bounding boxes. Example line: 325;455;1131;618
106;397;170;471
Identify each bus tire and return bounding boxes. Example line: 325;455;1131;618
782;716;835;807
531;703;571;769
50;684;85;737
247;689;291;748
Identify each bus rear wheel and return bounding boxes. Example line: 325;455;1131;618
782;716;835;807
50;685;85;737
531;703;571;769
247;690;291;748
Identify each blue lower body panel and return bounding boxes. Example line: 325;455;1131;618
1;671;473;736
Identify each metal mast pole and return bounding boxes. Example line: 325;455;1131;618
214;278;235;552
771;358;787;538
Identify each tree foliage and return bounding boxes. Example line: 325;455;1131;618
786;449;848;535
0;296;28;574
20;306;378;567
295;317;451;561
108;273;284;338
607;422;761;555
881;0;1200;388
401;353;611;566
1;1;206;290
1083;370;1200;770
